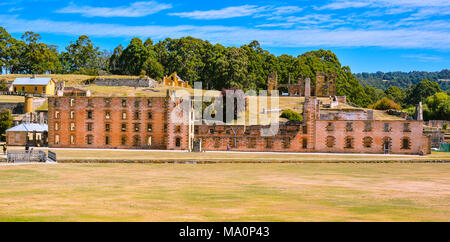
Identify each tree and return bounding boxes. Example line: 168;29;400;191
143;58;164;80
119;38;149;75
406;79;442;105
61;35;102;74
0;109;13;139
424;92;450;120
21;31;60;74
109;44;123;74
369;97;402;110
384;86;406;106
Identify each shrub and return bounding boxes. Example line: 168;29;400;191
280;109;303;122
139;70;147;78
369;97;401;110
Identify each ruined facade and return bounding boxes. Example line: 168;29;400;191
267;72;278;96
277;72;337;97
163;73;191;88
48;85;430;155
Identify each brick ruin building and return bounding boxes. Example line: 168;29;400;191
48;80;430;155
273;72;337;97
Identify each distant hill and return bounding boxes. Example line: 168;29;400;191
356;69;450;90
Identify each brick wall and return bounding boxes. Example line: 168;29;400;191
47;95;430;155
6;131;26;146
48;96;172;149
314;120;428;154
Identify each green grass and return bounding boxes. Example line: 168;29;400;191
0;163;449;221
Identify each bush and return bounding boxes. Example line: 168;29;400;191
369;97;401;110
280;109;303;122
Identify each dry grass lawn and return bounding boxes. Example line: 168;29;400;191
0;163;449;221
0;95;24;103
24;148;450;162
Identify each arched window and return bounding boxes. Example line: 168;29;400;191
105;136;110;145
326;136;336;148
382;137;392;153
86;135;93;145
121;135;127;145
345;136;354;149
363;137;373;148
133;135;141;147
54;135;60;144
147;136;152;146
401;137;411;150
175;137;181;147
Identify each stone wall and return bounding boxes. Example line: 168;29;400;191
7;131;26;146
0;103;24;114
93;78;158;88
0;97;47;114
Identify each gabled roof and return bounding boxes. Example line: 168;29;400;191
6;123;48;132
12;77;52;86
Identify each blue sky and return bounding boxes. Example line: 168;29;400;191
0;0;449;73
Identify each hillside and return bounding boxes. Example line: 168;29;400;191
356;69;450;90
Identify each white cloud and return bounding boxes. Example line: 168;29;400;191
56;1;172;17
1;14;449;49
8;7;23;12
273;6;303;15
402;54;443;62
169;5;303;20
169;5;265;20
256;23;295;28
318;0;450;10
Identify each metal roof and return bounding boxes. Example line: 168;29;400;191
12;77;52;86
6;123;48;132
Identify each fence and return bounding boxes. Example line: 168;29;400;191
48;150;57;162
7;150;47;163
440;143;450;152
0;91;47;98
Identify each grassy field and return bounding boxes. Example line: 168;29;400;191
1;74;140;85
0;95;24;103
0;163;448;221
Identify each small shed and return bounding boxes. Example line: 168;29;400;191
6;123;48;146
12;77;56;96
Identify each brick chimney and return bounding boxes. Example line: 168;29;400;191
304;78;311;100
417;102;423;121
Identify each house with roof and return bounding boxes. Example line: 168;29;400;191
12;77;56;96
6;123;48;146
162;73;191;88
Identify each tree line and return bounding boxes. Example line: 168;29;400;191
356;70;450;91
0;26;448;118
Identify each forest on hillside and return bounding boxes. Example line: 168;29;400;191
0;26;449;119
356;70;450;90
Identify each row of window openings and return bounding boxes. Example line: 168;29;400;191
14;87;46;92
54;123;175;133
54;135;182;147
54;110;167;121
55;99;168;108
202;126;308;135
326;136;411;149
213;137;308;149
326;122;412;132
